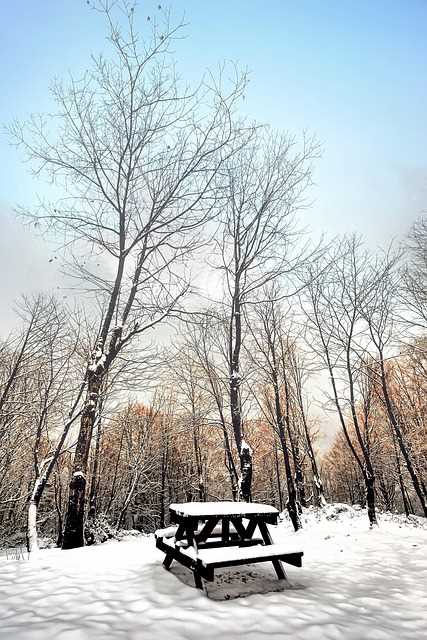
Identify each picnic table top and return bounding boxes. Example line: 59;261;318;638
169;501;279;519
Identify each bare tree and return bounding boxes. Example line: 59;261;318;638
287;342;326;506
362;252;427;517
182;318;239;500
402;216;427;329
10;2;248;548
303;237;381;526
216;130;318;500
26;299;81;553
246;293;302;529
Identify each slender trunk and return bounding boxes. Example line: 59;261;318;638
192;418;206;501
229;279;252;501
379;357;427;517
160;449;167;528
272;379;301;531
274;442;284;512
24;393;84;553
392;425;411;517
116;470;139;530
54;470;64;547
294;376;326;507
218;406;239;501
106;423;125;514
365;472;376;527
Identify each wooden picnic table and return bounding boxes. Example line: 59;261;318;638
155;501;303;590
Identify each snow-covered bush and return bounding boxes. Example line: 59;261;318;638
84;515;117;546
324;503;356;520
84;516;145;546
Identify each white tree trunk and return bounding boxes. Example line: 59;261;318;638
27;495;40;555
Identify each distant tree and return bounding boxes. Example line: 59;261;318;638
402;217;427;329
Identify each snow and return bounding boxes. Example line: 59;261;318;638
155;525;178;539
1;506;426;640
169;501;278;517
240;440;253;456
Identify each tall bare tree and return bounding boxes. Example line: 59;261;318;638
246;293;301;529
216;130;318;500
362;251;427;517
303;237;381;526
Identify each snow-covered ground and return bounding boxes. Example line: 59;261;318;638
1;505;426;640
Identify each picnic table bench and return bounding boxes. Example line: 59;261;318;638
155;501;303;590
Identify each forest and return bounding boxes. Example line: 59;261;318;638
0;2;426;554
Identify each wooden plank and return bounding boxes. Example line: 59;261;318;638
174;523;187;542
230;517;248;540
196;517;220;543
197;538;263;550
222;518;230;543
156;537;197;571
244;518;258;539
198;551;303;570
257;520;273;545
163;553;174;570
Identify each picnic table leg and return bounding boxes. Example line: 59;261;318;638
163;553;174;570
193;569;203;590
257;521;287;581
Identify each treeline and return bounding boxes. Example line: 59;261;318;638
0;222;425;549
0;2;425;551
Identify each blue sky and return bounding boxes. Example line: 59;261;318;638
0;0;426;322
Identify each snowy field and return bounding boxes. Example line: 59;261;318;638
1;505;426;640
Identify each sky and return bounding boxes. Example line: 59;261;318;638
0;0;426;324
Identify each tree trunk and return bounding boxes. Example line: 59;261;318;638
365;472;377;527
274;442;284;512
27;493;40;554
87;411;103;522
272;379;301;531
229;280;252;501
295;380;326;507
62;365;103;549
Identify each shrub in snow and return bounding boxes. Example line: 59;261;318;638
85;516;145;546
0;531;27;549
38;536;56;549
324;503;356;520
84;515;117;546
116;529;145;540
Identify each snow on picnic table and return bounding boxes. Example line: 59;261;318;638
1;505;426;640
169;501;278;518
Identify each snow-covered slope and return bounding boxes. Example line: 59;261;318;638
1;506;426;640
